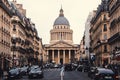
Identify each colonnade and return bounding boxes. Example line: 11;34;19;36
46;49;76;64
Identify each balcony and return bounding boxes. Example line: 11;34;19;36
110;19;117;29
110;0;120;16
108;32;120;44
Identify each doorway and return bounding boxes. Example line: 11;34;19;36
60;58;63;64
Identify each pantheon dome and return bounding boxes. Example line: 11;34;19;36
53;8;69;26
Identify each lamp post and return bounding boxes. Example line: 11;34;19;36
12;34;16;67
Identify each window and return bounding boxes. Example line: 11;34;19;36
13;25;16;31
104;34;107;40
103;24;107;31
103;15;107;20
104;45;107;52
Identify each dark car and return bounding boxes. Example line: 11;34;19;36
83;65;90;72
28;65;39;73
93;68;115;80
28;67;44;79
64;64;72;71
8;67;22;79
20;66;28;75
88;67;96;78
77;65;83;72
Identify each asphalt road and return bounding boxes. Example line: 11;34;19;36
16;68;91;80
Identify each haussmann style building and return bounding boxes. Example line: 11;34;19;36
44;8;79;64
108;0;120;63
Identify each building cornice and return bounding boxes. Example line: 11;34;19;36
0;1;12;17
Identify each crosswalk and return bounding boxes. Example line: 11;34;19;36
43;68;61;71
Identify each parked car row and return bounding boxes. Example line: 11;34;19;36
76;65;90;72
43;63;62;69
64;63;81;71
6;65;44;80
75;64;119;80
87;67;118;80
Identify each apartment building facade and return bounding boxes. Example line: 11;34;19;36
0;0;12;70
90;0;110;66
108;0;120;63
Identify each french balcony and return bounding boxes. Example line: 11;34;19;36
110;0;120;16
108;32;120;44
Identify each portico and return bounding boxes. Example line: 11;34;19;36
46;49;75;64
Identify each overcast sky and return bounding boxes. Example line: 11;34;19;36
11;0;101;44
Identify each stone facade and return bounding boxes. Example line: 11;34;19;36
44;8;79;64
108;0;120;63
0;0;12;70
90;0;110;66
0;0;44;69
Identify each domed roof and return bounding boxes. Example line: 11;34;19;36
54;8;70;26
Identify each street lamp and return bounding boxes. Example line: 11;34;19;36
12;34;16;67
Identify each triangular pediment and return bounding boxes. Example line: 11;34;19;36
48;41;75;48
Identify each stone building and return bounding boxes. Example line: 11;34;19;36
79;36;86;61
44;8;79;64
0;0;12;70
10;0;28;66
90;0;110;66
108;0;120;63
84;12;96;60
10;0;43;66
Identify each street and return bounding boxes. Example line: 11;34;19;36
16;68;91;80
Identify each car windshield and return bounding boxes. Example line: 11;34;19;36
31;67;41;71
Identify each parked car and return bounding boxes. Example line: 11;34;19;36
88;67;96;78
107;64;120;80
53;64;59;68
20;66;28;75
93;68;115;80
64;63;72;71
76;65;83;72
8;67;22;79
28;67;44;79
83;65;90;72
28;65;39;73
72;63;78;70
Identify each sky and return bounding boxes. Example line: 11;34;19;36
10;0;101;44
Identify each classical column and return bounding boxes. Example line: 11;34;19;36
63;50;65;64
58;50;60;64
52;50;54;62
69;50;71;63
